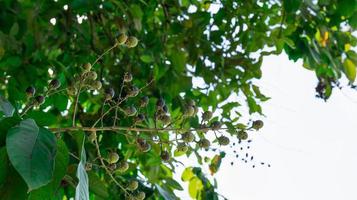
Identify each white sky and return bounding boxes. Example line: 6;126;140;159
214;53;357;200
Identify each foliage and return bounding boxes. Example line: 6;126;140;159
0;0;356;199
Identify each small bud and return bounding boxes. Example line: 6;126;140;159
160;150;170;162
107;152;120;164
127;180;139;191
123;72;133;82
218;136;230;146
202;111;212;121
211;121;221;130
139;96;149;107
117;33;128;45
83;63;92;72
49;79;61;89
25;86;36;97
104;88;115;101
35;95;45;105
252;120;264;130
125;36;138;48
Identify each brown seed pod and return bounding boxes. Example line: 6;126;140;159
123;72;133;82
35;95;45;105
117;161;129;173
117;33;128;45
83;63;92;72
217;135;230;146
139;96;149;107
252;120;264;130
211;121;222;130
198;138;210;149
160;150;170;162
49;79;61;89
125;36;138;48
104;88;115;101
25;86;36;97
126;180;139;191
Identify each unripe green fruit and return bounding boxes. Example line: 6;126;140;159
139;96;149;107
49;79;61;89
198;139;210;149
87;71;97;80
218;136;230;146
35;95;45;105
117;33;128;45
134;192;146;200
92;81;102;90
211;121;221;130
83;63;92;72
181;132;195;143
238;131;248;140
104;88;115;101
123;73;133;82
127;180;139;191
125;105;137;116
176;143;188;153
252;120;264;130
184;105;195;117
158;114;171;125
202;111;212;121
107;152;120;164
26;86;36;97
127;86;139;97
160;150;170;162
117;161;129;173
67;86;77;96
125;36;138;48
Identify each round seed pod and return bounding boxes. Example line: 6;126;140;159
198;139;210;149
127;86;139;97
123;73;133;82
86;71;97;80
158;114;171;125
184;105;195;117
35;95;45;105
117;161;129;173
125;105;137;116
125;36;138;48
176;143;188;153
156;98;165;109
160;150;170;162
211;121;222;130
83;63;92;72
252;120;264;130
135;113;145;123
107;152;120;164
104;88;115;101
117;33;128;45
181;132;195;143
218;136;230;146
49;79;61;89
108;163;117;171
126;180;139;191
238;131;248;140
85;163;92;171
202;111;212;121
67;86;77;96
92;81;102;90
25;86;36;97
134;192;145;200
139;96;149;107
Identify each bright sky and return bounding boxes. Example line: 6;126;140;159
214;53;357;200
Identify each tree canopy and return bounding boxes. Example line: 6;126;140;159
0;0;356;199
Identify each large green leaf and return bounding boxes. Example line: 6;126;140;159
6;119;57;191
75;141;89;200
0;164;28;200
0;95;14;118
156;184;178;200
0;148;8;186
0;115;21;147
28;140;69;200
88;171;109;199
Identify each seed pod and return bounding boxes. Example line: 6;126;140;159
238;131;248;140
184;105;195;117
162;104;168;113
117;161;129;173
35;95;45;105
92;81;102;90
108;163;117;171
139;142;151;153
25;86;36;97
107;152;120;164
187;99;196;106
49;79;61;89
218;136;230;146
86;71;97;80
117;33;128;45
135;113;145;122
156;98;165;108
252;120;264;130
139;96;149;107
181;132;195;143
104;88;115;101
127;86;139;97
123;72;133;82
202;111;212;121
198;139;210;149
158;114;170;125
83;63;92;72
134;192;146;200
125;105;137;116
67;86;77;96
160;150;170;162
176;143;188;153
127;180;139;191
125;36;138;48
211;121;222;130
85;163;92;171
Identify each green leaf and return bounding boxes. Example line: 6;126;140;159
343;58;356;82
181;167;194;182
0;148;8;186
0;163;28;200
336;0;356;17
28;140;69;200
0;115;21;147
0;95;14;117
165;178;183;191
88;172;109;199
156;184;178;200
188;177;203;199
75;141;89;200
6;119;57;191
283;0;301;13
140;54;154;63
